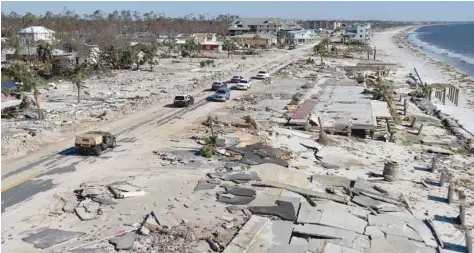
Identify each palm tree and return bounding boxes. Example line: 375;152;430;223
37;43;53;63
3;62;45;120
71;71;86;104
313;39;328;64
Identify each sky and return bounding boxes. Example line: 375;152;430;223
1;1;474;22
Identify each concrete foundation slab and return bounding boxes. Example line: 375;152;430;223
109;232;137;250
223;215;270;253
249;200;297;221
364;226;385;238
318;209;368;234
297;202;323;224
22;228;86;249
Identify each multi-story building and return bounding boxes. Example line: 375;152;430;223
286;30;315;44
346;23;372;44
17;26;56;45
300;20;342;30
227;18;302;36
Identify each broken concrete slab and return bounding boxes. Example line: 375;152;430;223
272;220;294;246
318;209;368;234
250;164;309;189
379;225;423;242
351;235;371;251
297;202;323;224
226;205;244;214
364;226;385;238
216;191;256;205
226;187;256;197
75;207;98;221
311;175;351;189
407;221;438;247
352;195;386;209
277;196;301;214
353;177;380;194
290;236;309;249
22;228;86;249
109;182;141;192
317;200;370;219
324;243;364;253
82;200;100;213
70;248;106;253
253;181;350;204
249;200;297;221
370;238;397;253
109;232;137;250
293;224;357;242
268;244;306;253
194;179;219;191
223;215;270;253
307;239;340;252
225;162;248;171
209;171;261;182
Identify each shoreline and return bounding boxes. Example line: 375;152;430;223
398;26;473;84
405;24;474;80
376;26;474;139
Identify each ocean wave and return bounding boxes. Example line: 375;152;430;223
408;33;474;65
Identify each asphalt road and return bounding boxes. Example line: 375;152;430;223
1;44;313;215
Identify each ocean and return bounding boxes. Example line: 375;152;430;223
407;23;474;78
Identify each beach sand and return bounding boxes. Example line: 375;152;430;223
373;26;474;137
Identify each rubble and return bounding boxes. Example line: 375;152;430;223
22;228;86;249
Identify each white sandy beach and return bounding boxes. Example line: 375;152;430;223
373;26;474;137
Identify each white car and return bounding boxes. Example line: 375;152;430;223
256;71;270;79
236;79;252;90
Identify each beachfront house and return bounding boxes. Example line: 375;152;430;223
286;30;315;44
227;18;302;36
18;26;56;45
346;23;372;44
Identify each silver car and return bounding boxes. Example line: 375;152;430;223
213;88;231;102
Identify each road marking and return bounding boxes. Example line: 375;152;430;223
1;171;42;192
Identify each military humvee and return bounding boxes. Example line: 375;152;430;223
75;131;116;156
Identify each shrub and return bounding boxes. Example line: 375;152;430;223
301;83;315;89
200;145;214;158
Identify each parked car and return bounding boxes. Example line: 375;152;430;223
213;87;231;102
236;79;252;90
255;71;270;79
174;95;195;107
75;131;116;156
211;81;228;91
230;75;244;83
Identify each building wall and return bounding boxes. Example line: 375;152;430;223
19;32;55;44
301;20;342;30
347;24;372;43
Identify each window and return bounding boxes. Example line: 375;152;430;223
360;35;363;38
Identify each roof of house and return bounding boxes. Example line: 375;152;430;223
227;18;301;31
18;26;56;34
230;33;277;40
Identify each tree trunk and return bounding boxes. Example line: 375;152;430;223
33;86;44;120
77;84;81;104
320;54;323;64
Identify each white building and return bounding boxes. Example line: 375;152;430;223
286;30;314;44
227;18;302;36
346;23;372;44
18;26;56;45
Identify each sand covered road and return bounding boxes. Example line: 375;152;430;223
1;44;314;221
